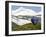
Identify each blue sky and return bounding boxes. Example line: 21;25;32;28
11;5;41;12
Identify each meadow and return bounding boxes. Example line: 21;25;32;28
12;22;41;31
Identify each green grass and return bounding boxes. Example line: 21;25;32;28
12;22;41;31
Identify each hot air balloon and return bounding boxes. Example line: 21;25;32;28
31;16;38;25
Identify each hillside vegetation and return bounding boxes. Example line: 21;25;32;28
12;22;41;31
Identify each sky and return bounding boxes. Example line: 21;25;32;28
11;5;41;12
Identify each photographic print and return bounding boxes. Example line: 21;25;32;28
5;1;45;36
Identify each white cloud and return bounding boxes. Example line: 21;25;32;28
12;7;41;16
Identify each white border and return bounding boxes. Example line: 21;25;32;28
9;3;44;35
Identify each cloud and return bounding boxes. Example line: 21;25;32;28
11;5;41;12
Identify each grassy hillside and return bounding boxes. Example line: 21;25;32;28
12;22;41;31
